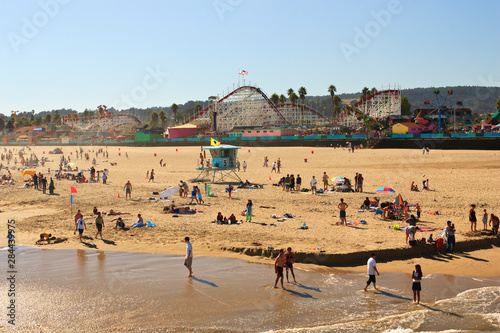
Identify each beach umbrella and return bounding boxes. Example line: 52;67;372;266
66;162;75;167
394;193;404;205
333;177;345;182
376;187;395;193
160;186;180;198
21;170;36;176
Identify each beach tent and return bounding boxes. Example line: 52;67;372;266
21;170;36;176
160;186;180;198
394;194;404;206
49;148;63;154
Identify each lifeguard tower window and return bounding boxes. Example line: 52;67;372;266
211;150;220;158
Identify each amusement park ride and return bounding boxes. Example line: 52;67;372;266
63;105;141;137
418;89;465;133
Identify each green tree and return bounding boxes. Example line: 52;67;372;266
279;94;286;105
370;87;378;96
290;92;299;104
159;110;167;126
360;87;370;101
328;85;337;117
401;95;411;115
333;95;342;117
171;103;179;124
53;110;61;124
34;117;42;126
0;118;4;131
298;87;307;105
45;114;52;124
287;88;294;101
496;98;500;110
150;111;159;126
30;110;35;122
270;93;280;106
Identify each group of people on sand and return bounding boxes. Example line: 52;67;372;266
470;204;499;235
410;179;429;191
70;208;146;242
216;212;237;224
278;174;302;192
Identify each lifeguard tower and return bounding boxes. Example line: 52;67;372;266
194;144;242;183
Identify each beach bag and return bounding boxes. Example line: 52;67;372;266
409;240;417;246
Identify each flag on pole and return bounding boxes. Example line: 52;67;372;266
239;70;248;75
70;194;74;204
70;186;77;193
211;138;220;146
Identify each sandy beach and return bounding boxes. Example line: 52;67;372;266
1;145;499;278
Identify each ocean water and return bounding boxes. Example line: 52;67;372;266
1;247;498;332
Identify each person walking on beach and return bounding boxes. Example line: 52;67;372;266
322;172;329;191
338;198;348;225
74;209;82;225
102;171;107;184
48;177;55;194
358;174;364;193
277;158;281;173
310;175;317;195
271;161;277;173
74;215;87;242
411;264;423;304
285;247;297;283
246;200;253;222
124;180;132;199
445;221;455;253
274;249;286;289
416;203;421;219
363;253;380;291
469;204;477;232
243;161;247;172
263;156;268;167
227;184;233;199
296;174;302;191
149;169;155;183
95;212;104;240
184;236;193;277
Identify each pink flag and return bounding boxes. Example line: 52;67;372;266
70;186;77;194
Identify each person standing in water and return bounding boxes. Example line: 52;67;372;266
363;253;380;291
411;264;423;304
285;247;297;283
274;249;286;289
184;236;193;277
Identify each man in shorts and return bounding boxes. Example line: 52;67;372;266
74;215;86;242
123;180;132;199
338;198;348;225
184;236;193;277
95;212;104;240
274;249;286;289
322;172;329;191
285;247;297;283
363;253;380;291
296;174;302;191
310;176;317;195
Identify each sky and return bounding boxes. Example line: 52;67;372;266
0;0;498;115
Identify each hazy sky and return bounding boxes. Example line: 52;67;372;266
1;0;498;114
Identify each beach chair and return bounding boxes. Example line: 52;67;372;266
374;208;383;218
147;221;156;227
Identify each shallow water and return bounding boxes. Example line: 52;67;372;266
1;247;499;332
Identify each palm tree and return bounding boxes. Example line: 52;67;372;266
333;95;342;118
279;94;286;105
328;85;337;118
298;87;307;105
270;93;280;106
171;103;179;124
370;87;378;96
150;111;159;126
290;92;299;104
360;87;370;101
287;88;294;101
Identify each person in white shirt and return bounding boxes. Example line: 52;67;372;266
310;176;317;195
363;253;380;291
184;236;193;277
74;215;87;242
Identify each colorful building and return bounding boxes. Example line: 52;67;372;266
392;122;435;135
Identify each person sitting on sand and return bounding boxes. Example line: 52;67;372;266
371;197;380;207
107;209;130;216
229;214;237;224
360;197;371;209
93;207;99;215
216;212;225;223
36;233;52;244
427;234;435;244
490;213;499;235
131;214;144;228
112;217;125;229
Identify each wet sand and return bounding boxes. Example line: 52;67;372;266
2;247;499;332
